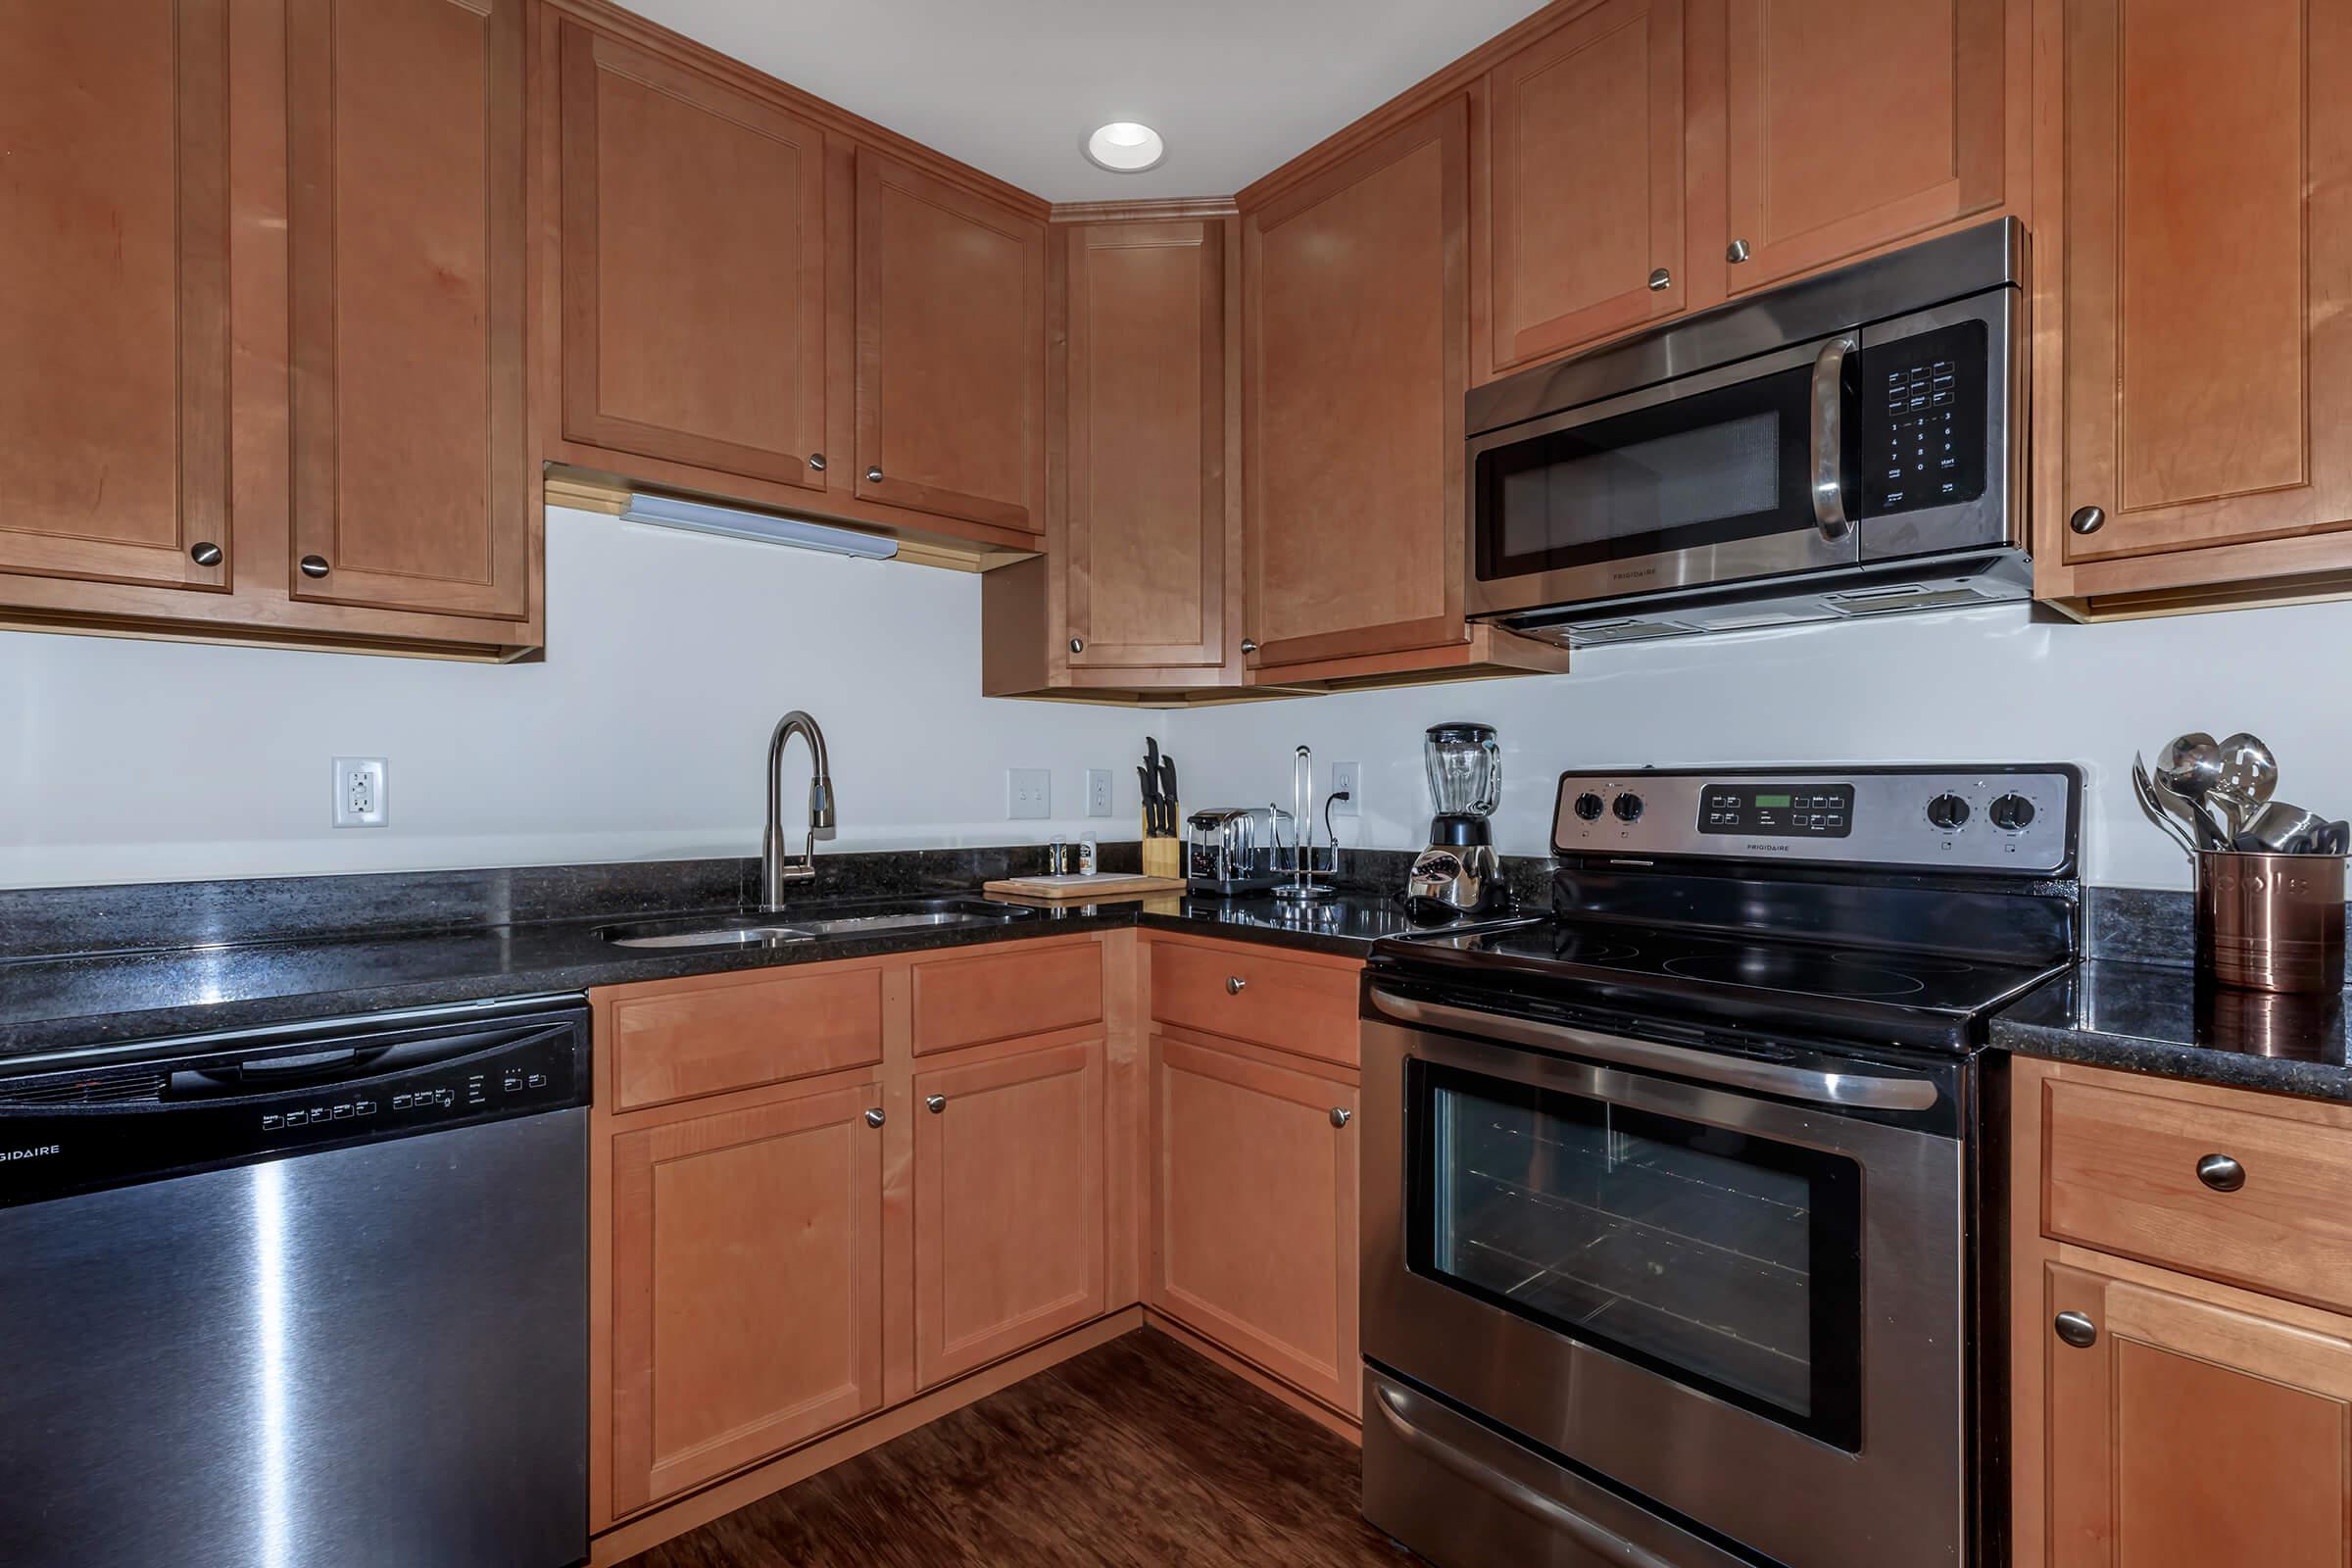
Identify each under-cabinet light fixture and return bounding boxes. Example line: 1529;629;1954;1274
618;493;899;561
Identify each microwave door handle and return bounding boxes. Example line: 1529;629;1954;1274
1810;335;1857;544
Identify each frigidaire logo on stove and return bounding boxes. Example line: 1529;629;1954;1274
1610;565;1660;582
1;1145;61;1162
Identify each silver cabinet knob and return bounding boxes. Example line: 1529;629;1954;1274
2069;505;2107;535
808;452;826;471
1726;238;1751;264
1647;268;1672;291
1330;1106;1352;1129
1069;637;1084;654
926;1094;946;1114
1225;976;1247;995
2053;1311;2098;1349
2196;1152;2246;1192
189;541;222;567
299;555;329;578
1240;639;1258;655
865;466;884;483
864;1107;886;1128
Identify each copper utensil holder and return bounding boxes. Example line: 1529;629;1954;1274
2195;850;2346;993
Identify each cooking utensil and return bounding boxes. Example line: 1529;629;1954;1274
1157;754;1178;829
1137;764;1158;834
2154;732;2231;839
2154;773;2231;851
2316;821;2352;856
2213;731;2278;838
2132;754;2202;858
2234;798;2326;855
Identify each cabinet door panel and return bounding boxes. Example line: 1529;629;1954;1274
1483;0;1686;376
1722;0;2008;290
1151;1034;1358;1414
2044;1262;2352;1566
610;1083;886;1515
856;150;1046;533
913;1039;1106;1388
1066;220;1227;668
287;0;530;619
0;0;229;590
559;23;828;489
2058;0;2352;564
1246;98;1468;668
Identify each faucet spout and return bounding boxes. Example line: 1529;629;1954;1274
762;710;833;910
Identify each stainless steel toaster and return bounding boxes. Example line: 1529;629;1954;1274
1186;807;1290;895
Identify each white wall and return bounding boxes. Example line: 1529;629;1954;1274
1168;599;2352;892
0;509;1152;888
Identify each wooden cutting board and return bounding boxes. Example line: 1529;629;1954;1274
982;873;1189;903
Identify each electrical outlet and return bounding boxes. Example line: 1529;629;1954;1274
1330;761;1361;817
1006;768;1052;820
332;757;388;828
1085;768;1113;817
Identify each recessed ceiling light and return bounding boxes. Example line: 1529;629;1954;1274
1084;122;1165;173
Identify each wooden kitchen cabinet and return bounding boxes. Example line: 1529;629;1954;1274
607;1078;888;1516
1476;0;1690;381
2033;0;2352;616
912;1037;1107;1389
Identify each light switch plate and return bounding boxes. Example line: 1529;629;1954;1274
1006;768;1051;819
332;757;388;828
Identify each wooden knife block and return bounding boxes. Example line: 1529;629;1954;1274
1142;808;1183;881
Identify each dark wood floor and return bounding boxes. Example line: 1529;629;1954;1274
621;1330;1419;1568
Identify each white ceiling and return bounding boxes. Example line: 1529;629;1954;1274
627;0;1552;202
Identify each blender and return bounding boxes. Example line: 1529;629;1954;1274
1406;722;1508;916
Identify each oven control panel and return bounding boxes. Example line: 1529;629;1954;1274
1553;766;2078;874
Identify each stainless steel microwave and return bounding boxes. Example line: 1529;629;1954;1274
1466;220;2028;647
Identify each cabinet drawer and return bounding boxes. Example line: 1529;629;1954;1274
2043;1077;2352;1315
1149;940;1359;1066
608;964;886;1111
910;939;1103;1055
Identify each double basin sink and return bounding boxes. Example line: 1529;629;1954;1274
598;896;1037;950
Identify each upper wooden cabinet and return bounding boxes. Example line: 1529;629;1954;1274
855;150;1049;534
287;0;531;621
1477;0;1689;380
556;20;830;493
0;0;230;593
2034;0;2352;614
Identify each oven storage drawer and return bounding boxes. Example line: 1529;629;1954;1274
2043;1076;2352;1316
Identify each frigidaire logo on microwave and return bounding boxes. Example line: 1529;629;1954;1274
0;1145;61;1162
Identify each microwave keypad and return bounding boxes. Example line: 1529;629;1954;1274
1856;319;1988;517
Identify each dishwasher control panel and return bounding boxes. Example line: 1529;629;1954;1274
257;1031;576;1137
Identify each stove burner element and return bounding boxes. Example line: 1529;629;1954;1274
1661;951;1929;999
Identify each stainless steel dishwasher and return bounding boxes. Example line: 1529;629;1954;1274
0;995;591;1568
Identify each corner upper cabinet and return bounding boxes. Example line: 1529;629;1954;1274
2034;0;2352;615
1477;0;1690;382
856;150;1048;535
555;21;830;494
0;0;230;592
286;0;532;620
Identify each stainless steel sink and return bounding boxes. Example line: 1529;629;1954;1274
599;897;1036;950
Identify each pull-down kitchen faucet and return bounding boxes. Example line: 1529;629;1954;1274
761;710;834;910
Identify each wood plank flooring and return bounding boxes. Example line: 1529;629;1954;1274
619;1329;1419;1567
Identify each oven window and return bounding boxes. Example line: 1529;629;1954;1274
1473;363;1816;582
1407;1060;1863;1450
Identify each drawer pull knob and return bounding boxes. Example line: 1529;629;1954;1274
1225;976;1247;995
926;1094;947;1114
864;1107;886;1129
1330;1106;1351;1129
2054;1311;2098;1349
2196;1152;2246;1192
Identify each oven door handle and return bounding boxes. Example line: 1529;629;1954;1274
1371;1382;1683;1568
1810;335;1857;545
1366;987;1939;1111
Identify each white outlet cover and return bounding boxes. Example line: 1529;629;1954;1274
332;757;388;828
1006;767;1052;820
1085;768;1114;817
1330;761;1361;816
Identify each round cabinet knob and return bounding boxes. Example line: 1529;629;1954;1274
2054;1311;2099;1349
1927;794;1971;832
1647;268;1672;292
1330;1106;1352;1129
925;1095;947;1114
1989;793;2036;832
2196;1152;2246;1192
299;555;330;579
865;466;884;483
189;541;222;567
2069;505;2107;535
1574;792;1606;822
1069;637;1085;654
1240;639;1258;656
864;1107;886;1128
1726;238;1752;264
1612;792;1644;823
808;452;826;471
1225;975;1247;995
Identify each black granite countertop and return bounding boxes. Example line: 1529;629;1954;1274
1992;959;2352;1102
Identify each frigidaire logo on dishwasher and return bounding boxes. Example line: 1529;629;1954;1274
1;1145;61;1162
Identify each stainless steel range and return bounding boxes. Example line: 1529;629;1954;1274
1359;764;2082;1568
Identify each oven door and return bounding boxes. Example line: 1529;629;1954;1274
1464;334;1857;619
1362;989;1966;1568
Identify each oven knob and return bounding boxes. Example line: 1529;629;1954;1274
1612;792;1644;823
1927;793;1971;831
1989;793;2036;832
1574;792;1605;821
